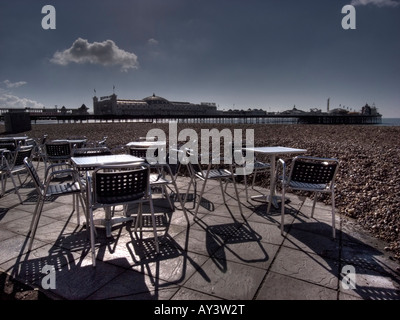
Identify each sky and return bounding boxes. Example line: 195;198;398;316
0;0;399;117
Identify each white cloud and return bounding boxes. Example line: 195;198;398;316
351;0;400;7
147;38;159;46
51;38;139;72
0;94;45;109
3;80;27;88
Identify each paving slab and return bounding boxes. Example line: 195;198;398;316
0;162;399;301
269;246;339;290
256;271;338;300
183;257;266;300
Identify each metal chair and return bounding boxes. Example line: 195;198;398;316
1;150;17;199
23;157;86;252
229;142;267;196
1;146;33;203
128;146;183;211
186;148;243;219
87;164;158;267
45;141;72;165
251;158;271;188
31;134;48;169
276;156;339;239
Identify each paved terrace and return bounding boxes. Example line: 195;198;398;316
0;162;399;301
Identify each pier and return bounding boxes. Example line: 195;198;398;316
0;112;382;125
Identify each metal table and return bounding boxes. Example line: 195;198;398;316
244;146;307;212
126;141;166;148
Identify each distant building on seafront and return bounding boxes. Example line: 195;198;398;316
93;93;219;116
92;93;268;117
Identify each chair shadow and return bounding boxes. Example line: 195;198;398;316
5;227;157;300
252;200;298;226
283;220;400;300
0;208;9;221
95;200;211;294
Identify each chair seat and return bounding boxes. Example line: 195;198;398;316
288;180;331;192
196;169;233;180
150;173;171;185
96;192;145;205
253;161;270;169
10;164;26;173
46;181;82;196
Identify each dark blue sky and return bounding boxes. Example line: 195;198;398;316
1;0;399;117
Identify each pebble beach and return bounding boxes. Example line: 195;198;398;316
2;122;400;260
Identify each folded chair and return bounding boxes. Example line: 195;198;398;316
276;156;339;239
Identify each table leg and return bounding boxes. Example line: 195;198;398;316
194;162;211;219
250;154;280;212
267;154;279;213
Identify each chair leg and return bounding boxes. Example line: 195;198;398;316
331;190;336;239
230;170;243;217
280;185;285;235
0;173;5;197
73;194;81;225
194;172;209;219
5;171;23;203
89;206;96;267
163;185;174;210
183;172;196;210
28;196;45;252
134;203;143;232
28;198;41;234
244;173;248;200
219;179;227;203
311;193;318;218
267;196;272;214
149;196;159;253
252;171;257;189
170;177;189;224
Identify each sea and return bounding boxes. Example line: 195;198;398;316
377;118;400;126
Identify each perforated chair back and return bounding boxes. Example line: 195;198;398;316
289;157;338;187
129;147;148;158
45;142;71;160
279;156;339;239
129;147;159;164
129;147;159;158
12;146;33;168
93;165;149;205
0;141;16;152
